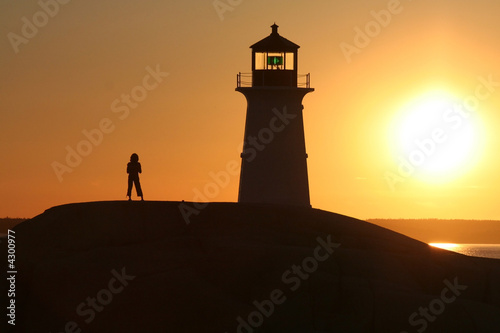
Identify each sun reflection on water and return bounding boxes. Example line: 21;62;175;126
429;243;460;251
429;243;500;259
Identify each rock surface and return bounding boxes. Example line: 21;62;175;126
4;201;500;332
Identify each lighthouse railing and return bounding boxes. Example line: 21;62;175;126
297;74;311;88
237;72;253;87
237;72;311;88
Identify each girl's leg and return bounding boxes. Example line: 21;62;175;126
135;178;143;199
127;177;133;200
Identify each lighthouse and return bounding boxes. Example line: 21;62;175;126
236;24;314;206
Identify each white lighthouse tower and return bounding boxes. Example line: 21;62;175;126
236;24;314;206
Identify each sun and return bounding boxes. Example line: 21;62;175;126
390;90;484;183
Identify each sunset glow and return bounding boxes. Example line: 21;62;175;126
2;1;500;221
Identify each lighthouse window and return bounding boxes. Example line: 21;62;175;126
268;56;283;66
255;52;266;70
285;53;294;70
254;52;295;70
266;53;284;70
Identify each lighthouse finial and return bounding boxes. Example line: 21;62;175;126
271;23;279;34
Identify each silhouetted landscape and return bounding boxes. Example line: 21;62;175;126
3;201;500;332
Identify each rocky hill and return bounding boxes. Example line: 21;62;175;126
3;201;500;332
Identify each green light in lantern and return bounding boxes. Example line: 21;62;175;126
267;56;283;66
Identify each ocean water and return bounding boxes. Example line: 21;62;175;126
430;244;500;259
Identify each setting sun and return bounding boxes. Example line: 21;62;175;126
390;90;485;183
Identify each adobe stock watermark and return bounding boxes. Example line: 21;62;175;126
51;64;169;182
225;234;340;333
50;267;135;333
213;0;243;21
400;277;467;333
7;0;72;54
385;75;499;191
178;105;296;224
340;0;410;64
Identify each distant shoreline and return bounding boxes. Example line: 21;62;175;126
367;218;500;244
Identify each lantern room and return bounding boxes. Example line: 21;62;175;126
250;24;299;87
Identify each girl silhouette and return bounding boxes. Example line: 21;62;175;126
127;153;143;201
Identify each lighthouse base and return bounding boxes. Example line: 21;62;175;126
237;87;313;207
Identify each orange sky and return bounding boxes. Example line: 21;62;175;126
2;0;500;219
